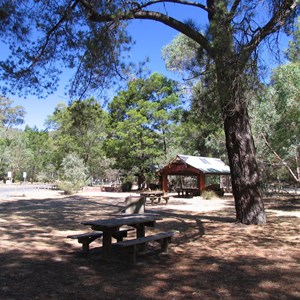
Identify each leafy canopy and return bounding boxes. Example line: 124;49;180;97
0;0;133;99
106;73;182;182
0;96;25;129
47;97;108;178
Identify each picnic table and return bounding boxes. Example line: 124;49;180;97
82;214;162;258
176;187;199;197
140;191;169;204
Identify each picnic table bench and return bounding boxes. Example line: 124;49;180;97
82;214;162;258
67;227;133;253
115;231;176;264
123;195;145;214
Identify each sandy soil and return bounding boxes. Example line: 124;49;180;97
0;189;299;299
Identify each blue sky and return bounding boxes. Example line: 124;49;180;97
2;4;291;129
9;20;181;129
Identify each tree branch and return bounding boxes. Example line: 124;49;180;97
22;0;80;73
261;133;300;183
241;0;298;64
79;1;213;56
131;0;210;12
229;0;242;19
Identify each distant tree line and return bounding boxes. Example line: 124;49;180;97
0;54;299;191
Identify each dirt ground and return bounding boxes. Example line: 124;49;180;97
0;189;299;300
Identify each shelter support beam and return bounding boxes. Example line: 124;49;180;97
162;174;168;192
197;173;206;193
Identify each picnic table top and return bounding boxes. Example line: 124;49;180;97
140;191;164;196
82;214;162;229
176;187;199;191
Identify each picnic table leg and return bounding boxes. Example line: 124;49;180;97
161;237;170;253
149;197;155;205
102;231;113;259
136;224;146;251
132;245;137;264
136;224;145;238
82;243;89;253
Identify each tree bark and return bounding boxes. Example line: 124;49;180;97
224;108;267;224
212;32;267;223
296;145;300;182
211;5;267;224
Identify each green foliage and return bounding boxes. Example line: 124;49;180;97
286;17;300;63
58;153;88;194
0;1;29;40
251;30;300;183
162;36;226;157
106;73;183;187
1;130;32;181
202;190;217;200
121;181;133;192
0;96;25;129
0;1;133;99
23;126;54;181
36;170;54;183
162;33;205;79
0;129;10;179
181;80;226;157
270;62;300;158
47;98;108;179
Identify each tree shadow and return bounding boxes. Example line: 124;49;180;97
264;197;300;212
0;193;299;299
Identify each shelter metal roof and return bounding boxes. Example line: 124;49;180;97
159;154;231;175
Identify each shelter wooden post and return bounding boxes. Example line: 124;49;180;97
197;173;206;193
162;174;168;192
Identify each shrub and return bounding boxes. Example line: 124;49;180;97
202;190;217;200
57;181;74;195
121;181;132;192
59;153;89;194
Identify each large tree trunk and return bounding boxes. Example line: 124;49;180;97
216;57;267;224
224;108;267;224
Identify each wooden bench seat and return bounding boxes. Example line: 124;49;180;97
67;231;103;253
115;231;176;263
67;227;134;253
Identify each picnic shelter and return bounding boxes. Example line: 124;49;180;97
157;154;231;194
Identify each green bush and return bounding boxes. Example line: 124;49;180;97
121;181;132;192
57;181;74;195
59;153;89;194
202;190;217;200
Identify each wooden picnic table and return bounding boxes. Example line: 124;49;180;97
176;187;199;197
140;191;169;204
82;214;162;258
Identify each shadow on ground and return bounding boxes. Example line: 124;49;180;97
0;193;299;299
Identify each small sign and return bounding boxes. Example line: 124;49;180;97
23;172;27;178
7;171;12;178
